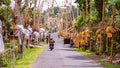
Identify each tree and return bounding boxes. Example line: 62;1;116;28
94;0;104;22
0;0;12;51
54;7;59;15
116;0;120;15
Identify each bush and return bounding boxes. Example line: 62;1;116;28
0;47;18;67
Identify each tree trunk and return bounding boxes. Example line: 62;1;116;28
95;0;104;22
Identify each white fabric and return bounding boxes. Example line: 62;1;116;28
16;25;33;41
16;24;32;39
17;25;24;31
44;32;47;38
24;29;31;39
39;28;45;33
14;25;24;37
0;19;4;52
33;31;40;43
28;28;32;34
33;31;40;38
40;32;44;39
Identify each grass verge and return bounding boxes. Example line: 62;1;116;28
100;62;120;68
41;41;47;45
14;47;43;68
73;48;120;68
39;41;47;46
73;48;96;56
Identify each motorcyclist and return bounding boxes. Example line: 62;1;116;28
49;38;55;50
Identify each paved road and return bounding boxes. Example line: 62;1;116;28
32;33;104;68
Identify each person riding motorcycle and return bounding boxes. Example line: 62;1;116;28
49;38;55;50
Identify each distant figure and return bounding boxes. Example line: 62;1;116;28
58;34;60;38
46;32;50;44
46;36;49;44
42;32;45;41
0;19;4;52
48;33;51;39
49;38;55;50
70;39;74;48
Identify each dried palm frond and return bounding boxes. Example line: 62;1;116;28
106;26;116;33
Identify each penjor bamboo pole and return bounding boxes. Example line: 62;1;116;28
102;0;104;25
86;0;88;22
99;0;104;55
34;0;37;25
110;5;115;63
89;0;92;51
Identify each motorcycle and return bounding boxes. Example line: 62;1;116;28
49;44;54;51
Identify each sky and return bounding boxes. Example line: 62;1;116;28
41;0;76;11
10;0;77;11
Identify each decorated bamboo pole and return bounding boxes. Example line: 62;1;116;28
14;0;23;59
77;4;79;18
65;12;68;31
99;0;104;55
34;0;37;25
110;5;115;63
65;0;68;31
102;0;104;25
89;0;92;51
12;37;15;68
90;0;92;26
70;0;74;26
8;5;16;68
86;0;88;22
86;0;88;48
37;0;42;24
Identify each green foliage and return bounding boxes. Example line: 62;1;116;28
4;0;11;6
75;0;86;10
108;0;116;5
0;42;43;68
14;47;43;68
111;39;119;55
115;0;120;14
105;39;119;56
28;8;34;25
74;14;97;31
0;47;18;67
100;62;120;68
0;0;11;6
0;8;6;21
54;7;59;15
86;13;98;23
28;8;34;18
72;6;78;18
74;16;85;31
0;7;13;40
94;0;103;22
74;48;96;56
45;26;50;30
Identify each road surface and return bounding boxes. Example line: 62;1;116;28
32;33;104;68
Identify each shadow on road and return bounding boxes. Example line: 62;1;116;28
56;49;74;51
65;55;88;60
62;64;102;68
